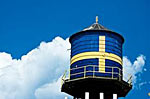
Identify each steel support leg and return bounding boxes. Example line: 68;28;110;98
113;94;117;99
85;92;89;99
100;92;104;99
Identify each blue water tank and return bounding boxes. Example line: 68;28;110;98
69;23;124;80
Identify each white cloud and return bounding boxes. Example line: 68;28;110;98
138;81;150;89
143;68;147;71
35;76;72;99
0;37;71;99
0;36;146;99
123;55;146;86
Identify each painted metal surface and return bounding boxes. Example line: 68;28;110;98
69;30;124;80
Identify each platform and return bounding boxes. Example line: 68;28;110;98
61;77;132;99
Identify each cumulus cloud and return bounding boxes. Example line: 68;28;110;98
0;36;146;99
123;55;146;86
138;81;150;89
35;76;72;99
0;37;71;99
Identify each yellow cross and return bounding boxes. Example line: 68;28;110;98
71;36;122;73
99;36;106;72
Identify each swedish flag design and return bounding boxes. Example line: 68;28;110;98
70;32;123;79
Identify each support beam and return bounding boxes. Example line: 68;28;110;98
100;93;104;99
85;92;89;99
113;94;117;99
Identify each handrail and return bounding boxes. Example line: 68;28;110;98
77;65;121;68
70;65;122;70
61;65;132;88
127;75;132;86
61;70;67;87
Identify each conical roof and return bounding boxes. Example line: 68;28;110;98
83;16;111;31
69;16;124;43
83;23;109;31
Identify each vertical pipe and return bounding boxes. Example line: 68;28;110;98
100;93;104;99
119;68;120;81
84;66;86;78
113;94;117;99
85;92;89;99
112;67;113;79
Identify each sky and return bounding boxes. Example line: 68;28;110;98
0;0;150;99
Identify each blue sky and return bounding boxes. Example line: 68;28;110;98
0;0;150;99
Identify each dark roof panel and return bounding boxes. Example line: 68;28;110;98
83;23;109;31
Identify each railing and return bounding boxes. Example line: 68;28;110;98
61;65;132;87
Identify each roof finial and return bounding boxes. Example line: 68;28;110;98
96;16;98;23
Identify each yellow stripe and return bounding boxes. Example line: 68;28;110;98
99;58;105;72
99;36;105;40
99;36;105;72
71;52;121;61
70;36;122;73
99;36;105;52
71;52;122;65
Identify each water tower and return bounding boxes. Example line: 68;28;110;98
61;17;132;99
